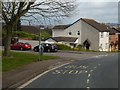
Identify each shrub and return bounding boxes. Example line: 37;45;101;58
76;44;83;50
56;44;72;50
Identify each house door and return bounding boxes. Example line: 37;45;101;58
83;39;90;50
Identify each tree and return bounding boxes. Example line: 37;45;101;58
1;0;76;57
17;19;21;31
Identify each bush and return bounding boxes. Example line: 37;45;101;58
76;44;83;50
56;44;72;50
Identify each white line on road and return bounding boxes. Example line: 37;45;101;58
18;63;70;88
98;64;101;66
93;54;108;58
88;74;91;78
90;70;93;73
87;79;90;84
86;87;90;89
94;66;97;69
85;71;88;73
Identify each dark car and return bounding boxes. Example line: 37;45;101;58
11;42;32;50
34;43;58;52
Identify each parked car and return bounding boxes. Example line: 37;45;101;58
11;42;32;50
34;43;58;52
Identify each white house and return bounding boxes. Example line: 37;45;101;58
46;18;116;51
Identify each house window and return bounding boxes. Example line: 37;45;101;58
69;32;72;35
101;32;103;38
77;31;80;35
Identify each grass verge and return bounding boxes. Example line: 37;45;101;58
2;51;59;72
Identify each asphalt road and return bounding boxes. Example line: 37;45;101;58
21;53;118;89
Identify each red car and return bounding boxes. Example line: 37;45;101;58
11;42;32;50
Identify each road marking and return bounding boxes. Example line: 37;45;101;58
86;87;90;89
85;70;88;73
18;63;70;88
70;60;74;62
94;66;97;69
90;70;93;73
87;79;90;84
88;74;91;78
93;54;108;58
98;64;101;66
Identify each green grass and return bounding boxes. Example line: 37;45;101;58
0;51;2;56
2;51;59;72
0;51;2;71
14;31;39;40
12;31;51;40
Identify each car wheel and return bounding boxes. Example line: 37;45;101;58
55;49;58;52
47;49;50;52
20;47;23;51
34;48;37;52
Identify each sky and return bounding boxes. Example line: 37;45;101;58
62;0;119;24
21;0;120;25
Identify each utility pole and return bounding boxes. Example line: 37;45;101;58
38;25;44;61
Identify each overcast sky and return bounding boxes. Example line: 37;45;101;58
22;0;120;25
62;0;119;24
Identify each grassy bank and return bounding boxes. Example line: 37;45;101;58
2;51;59;72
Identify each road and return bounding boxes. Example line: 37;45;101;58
20;53;118;89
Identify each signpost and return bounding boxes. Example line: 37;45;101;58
38;26;44;61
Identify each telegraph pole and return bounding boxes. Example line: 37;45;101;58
38;26;44;61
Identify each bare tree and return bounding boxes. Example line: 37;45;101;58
1;0;76;57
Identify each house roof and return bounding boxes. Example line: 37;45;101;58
52;18;119;34
110;28;120;34
51;37;78;42
81;18;120;34
115;27;120;32
81;18;111;32
21;25;40;35
53;25;70;30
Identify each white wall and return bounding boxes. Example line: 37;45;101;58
52;29;65;37
99;32;109;51
80;20;99;51
52;20;82;44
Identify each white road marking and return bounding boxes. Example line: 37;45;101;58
93;54;108;58
70;60;74;62
85;71;88;73
90;70;93;73
98;64;101;66
86;87;90;89
94;66;97;69
88;74;91;78
87;79;89;83
18;63;70;88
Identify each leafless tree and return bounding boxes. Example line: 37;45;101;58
1;0;76;57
